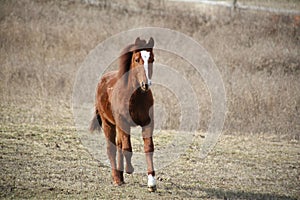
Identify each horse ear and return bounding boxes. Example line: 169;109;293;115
148;37;154;48
135;37;141;45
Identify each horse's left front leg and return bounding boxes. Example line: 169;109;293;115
142;125;156;192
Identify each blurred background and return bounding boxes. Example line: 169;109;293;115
1;0;299;138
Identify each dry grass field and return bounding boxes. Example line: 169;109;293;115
1;0;300;199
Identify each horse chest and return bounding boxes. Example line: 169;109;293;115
129;94;152;126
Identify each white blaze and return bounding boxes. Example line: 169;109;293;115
140;50;151;86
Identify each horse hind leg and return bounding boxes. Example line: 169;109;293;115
116;129;124;183
102;120;124;185
117;126;134;174
124;136;134;174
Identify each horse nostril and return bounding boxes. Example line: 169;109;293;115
141;82;149;91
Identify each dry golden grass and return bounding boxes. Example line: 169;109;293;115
1;0;299;137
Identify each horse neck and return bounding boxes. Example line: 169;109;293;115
126;70;138;93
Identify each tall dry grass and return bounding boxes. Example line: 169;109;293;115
0;0;299;138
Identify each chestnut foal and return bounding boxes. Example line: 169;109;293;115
90;37;156;192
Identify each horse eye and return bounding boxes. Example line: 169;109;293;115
135;58;139;63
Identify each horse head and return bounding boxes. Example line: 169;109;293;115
130;37;155;92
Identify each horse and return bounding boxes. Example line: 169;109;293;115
89;37;156;192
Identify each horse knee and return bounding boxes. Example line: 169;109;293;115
143;137;154;153
144;143;154;153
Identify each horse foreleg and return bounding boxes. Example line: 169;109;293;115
142;126;156;192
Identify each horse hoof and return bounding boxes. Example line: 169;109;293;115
147;174;156;192
148;185;157;192
125;165;134;174
113;180;124;186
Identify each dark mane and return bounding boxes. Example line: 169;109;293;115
118;38;151;80
118;44;135;80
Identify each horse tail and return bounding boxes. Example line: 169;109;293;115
89;109;102;132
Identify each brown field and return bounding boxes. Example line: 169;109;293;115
1;0;300;199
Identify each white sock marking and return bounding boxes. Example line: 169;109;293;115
147;174;156;187
140;50;151;86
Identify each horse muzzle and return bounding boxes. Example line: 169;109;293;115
141;81;151;91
